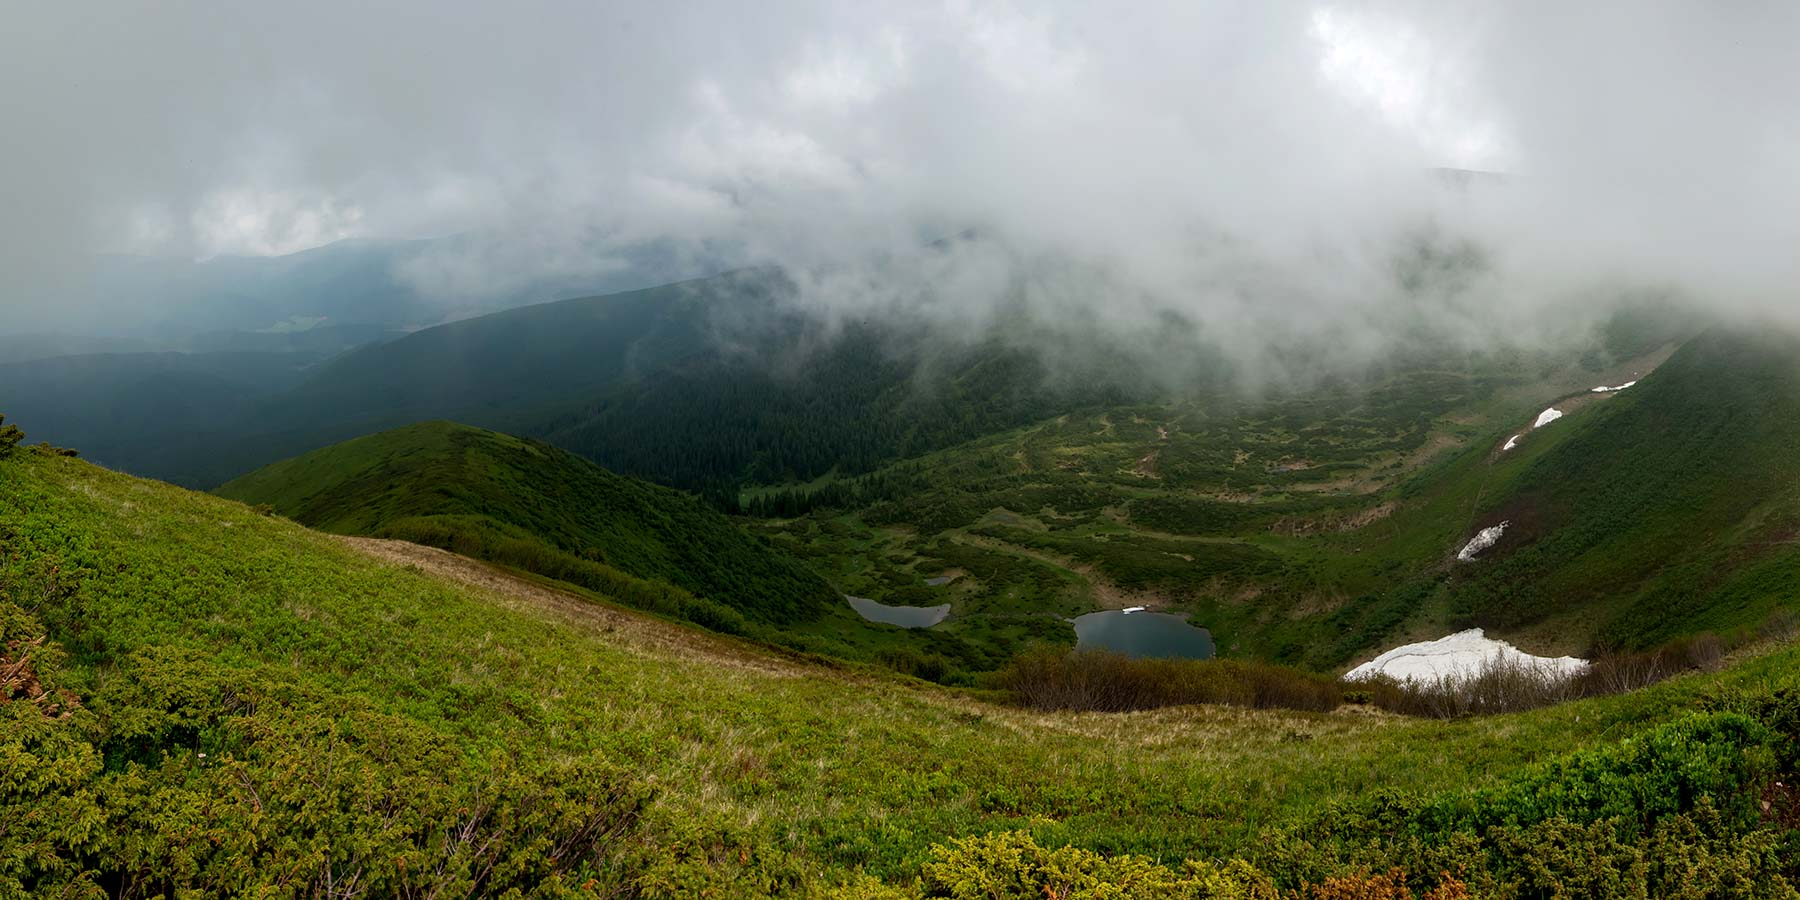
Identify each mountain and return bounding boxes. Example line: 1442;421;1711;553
214;421;837;627
43;234;727;341
254;263;1144;496
0;332;156;364
6;417;1800;896
536;320;1147;492
9;264;1142;492
0;350;328;478
264;270;763;431
1449;326;1800;648
741;323;1800;672
0;269;765;486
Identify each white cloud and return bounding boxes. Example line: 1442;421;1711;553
188;188;367;259
3;0;1799;360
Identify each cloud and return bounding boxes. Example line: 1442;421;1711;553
3;1;1797;364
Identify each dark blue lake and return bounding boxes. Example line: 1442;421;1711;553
1072;610;1215;659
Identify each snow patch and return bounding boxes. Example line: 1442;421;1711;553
1346;628;1588;684
1533;407;1564;428
1589;380;1638;393
1456;521;1508;561
1502;434;1520;452
1121;606;1146;614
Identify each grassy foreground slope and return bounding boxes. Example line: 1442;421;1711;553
6;448;1800;896
216;421;837;626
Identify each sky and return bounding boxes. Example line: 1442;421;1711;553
4;1;1799;358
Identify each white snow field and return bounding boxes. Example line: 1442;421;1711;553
1457;521;1509;561
1345;628;1589;683
1589;380;1638;393
1533;407;1564;428
1502;434;1520;451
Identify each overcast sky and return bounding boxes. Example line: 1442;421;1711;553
5;1;1798;349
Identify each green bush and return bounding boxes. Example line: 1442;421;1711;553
1261;708;1800;895
0;414;22;458
921;831;1277;900
1;630;656;898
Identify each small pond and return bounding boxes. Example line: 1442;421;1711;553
846;595;951;628
1072;610;1215;659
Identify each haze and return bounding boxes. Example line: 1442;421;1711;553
5;1;1798;365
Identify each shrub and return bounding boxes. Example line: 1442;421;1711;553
0;414;21;458
921;831;1277;900
994;649;1341;714
1358;655;1581;719
6;643;657;898
1759;609;1799;643
878;648;954;683
1296;869;1469;900
1263;707;1800;896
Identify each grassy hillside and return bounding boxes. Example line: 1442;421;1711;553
1451;327;1800;648
748;326;1800;672
5;444;1800;896
748;361;1562;671
216;421;837;627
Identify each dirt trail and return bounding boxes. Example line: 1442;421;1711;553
336;536;806;678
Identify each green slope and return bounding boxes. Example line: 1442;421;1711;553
1451;327;1800;647
745;325;1800;670
216;421;836;626
7;441;1800;896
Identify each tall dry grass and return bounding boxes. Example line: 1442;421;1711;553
997;612;1798;720
994;649;1341;714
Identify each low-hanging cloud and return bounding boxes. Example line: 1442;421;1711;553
4;1;1797;372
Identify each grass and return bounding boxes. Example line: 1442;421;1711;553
1449;328;1800;649
7;448;1800;895
215;420;839;626
749;328;1800;679
994;649;1342;713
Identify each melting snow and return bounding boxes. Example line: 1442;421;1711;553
1533;407;1564;428
1589;380;1638;393
1457;522;1509;561
1502;434;1520;451
1121;606;1146;614
1346;628;1588;684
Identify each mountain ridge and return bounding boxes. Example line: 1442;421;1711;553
215;420;838;626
